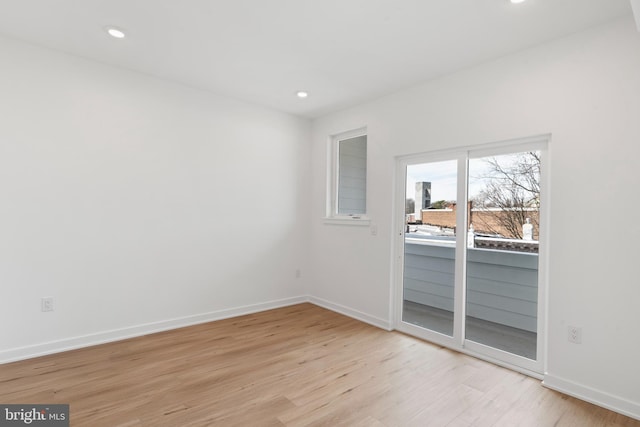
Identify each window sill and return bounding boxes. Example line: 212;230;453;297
323;217;371;226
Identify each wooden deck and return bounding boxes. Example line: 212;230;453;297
1;303;638;426
402;301;537;359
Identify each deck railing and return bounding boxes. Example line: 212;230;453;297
404;239;538;332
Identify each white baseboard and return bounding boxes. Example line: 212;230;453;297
0;296;307;364
543;374;640;421
308;296;392;331
1;295;393;364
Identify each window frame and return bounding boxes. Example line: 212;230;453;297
324;127;370;226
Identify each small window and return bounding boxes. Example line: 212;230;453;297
327;129;368;222
338;135;367;215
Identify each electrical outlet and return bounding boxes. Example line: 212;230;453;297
41;297;54;312
568;325;582;344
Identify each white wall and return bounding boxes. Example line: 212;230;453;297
0;35;311;361
310;17;640;418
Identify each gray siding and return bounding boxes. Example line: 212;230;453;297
404;243;455;311
403;242;538;332
338;135;366;215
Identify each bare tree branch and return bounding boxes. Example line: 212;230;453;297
471;152;540;239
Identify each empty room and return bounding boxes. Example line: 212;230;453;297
1;0;640;426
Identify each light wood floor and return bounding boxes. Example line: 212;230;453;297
1;303;638;426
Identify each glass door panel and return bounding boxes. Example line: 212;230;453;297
402;160;458;336
465;151;541;359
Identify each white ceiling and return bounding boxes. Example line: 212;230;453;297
0;0;633;118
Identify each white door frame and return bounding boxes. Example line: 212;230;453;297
392;135;550;378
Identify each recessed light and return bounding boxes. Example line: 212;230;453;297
510;0;526;3
296;91;309;99
105;26;126;39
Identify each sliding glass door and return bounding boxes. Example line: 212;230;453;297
402;159;458;338
396;138;547;374
465;150;541;364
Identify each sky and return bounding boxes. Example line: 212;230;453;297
406;159;490;202
406;160;458;202
405;153;533;202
